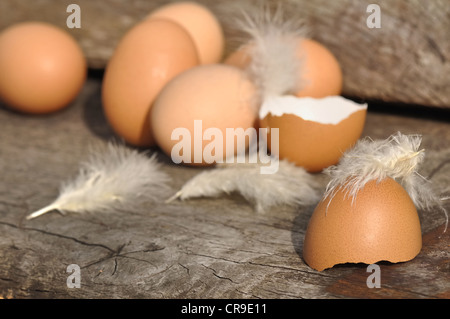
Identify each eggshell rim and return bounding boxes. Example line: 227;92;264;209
259;95;367;125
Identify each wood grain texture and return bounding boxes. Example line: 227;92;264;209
0;0;448;108
0;78;449;299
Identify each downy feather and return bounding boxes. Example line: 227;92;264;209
26;142;171;220
234;3;308;100
323;132;448;231
167;157;320;213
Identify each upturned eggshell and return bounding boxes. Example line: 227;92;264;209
303;178;422;272
225;38;342;98
259;96;367;173
0;22;86;114
151;64;257;166
148;1;224;64
102;19;199;147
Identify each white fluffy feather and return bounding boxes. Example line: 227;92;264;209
324;132;448;231
26;142;171;220
167;158;320;213
234;4;308;100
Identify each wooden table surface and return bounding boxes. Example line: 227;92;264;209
0;74;449;299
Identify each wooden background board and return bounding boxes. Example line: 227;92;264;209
0;0;449;109
0;75;449;299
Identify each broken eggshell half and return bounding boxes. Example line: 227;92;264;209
302;177;422;272
301;131;449;272
259;95;367;172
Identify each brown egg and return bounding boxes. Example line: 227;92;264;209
295;39;343;97
303;177;422;272
0;22;86;114
259;96;367;172
148;1;224;64
223;45;251;69
102;19;199;147
225;38;342;98
151;64;257;166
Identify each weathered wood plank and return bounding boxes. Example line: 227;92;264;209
0;0;448;108
0;77;449;299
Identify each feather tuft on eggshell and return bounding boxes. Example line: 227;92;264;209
303;177;422;272
303;132;448;271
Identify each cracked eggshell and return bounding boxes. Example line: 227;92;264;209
303;178;422;272
259;96;367;172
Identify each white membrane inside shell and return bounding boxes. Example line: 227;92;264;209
259;95;368;124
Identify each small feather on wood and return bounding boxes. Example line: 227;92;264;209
26;141;171;220
167;156;320;213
